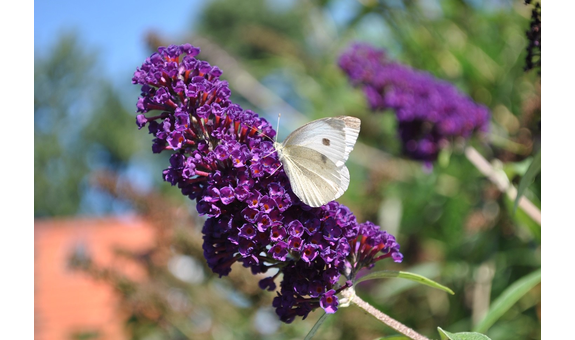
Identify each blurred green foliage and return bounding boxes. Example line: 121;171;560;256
36;0;541;339
34;34;97;216
34;35;184;217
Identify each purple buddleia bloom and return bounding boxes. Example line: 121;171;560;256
214;144;230;161
339;43;490;163
133;44;404;323
288;236;303;252
320;247;337;263
287;220;305;238
305;217;321;235
259;276;277;291
246;192;261;209
203;187;220;203
239;223;257;240
242;208;260;224
220;186;235;205
309;280;325;298
301;244;318;263
322;219;342;242
238;240;257;257
256;213;273;232
524;1;541;73
234;185;250;201
270;225;287;242
270;241;288;261
250;161;265;178
320;290;339;314
136;114;148;129
349;221;404;271
268;183;285;197
323;267;340;286
275;196;291;212
259;195;276;213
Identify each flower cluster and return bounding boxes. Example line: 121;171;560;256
524;0;541;73
349;221;403;272
133;44;403;322
338;43;490;163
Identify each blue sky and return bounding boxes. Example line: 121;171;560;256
35;0;206;81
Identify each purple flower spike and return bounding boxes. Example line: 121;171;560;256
339;43;490;163
133;44;404;323
349;221;403;271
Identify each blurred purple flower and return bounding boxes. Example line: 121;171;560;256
338;43;490;163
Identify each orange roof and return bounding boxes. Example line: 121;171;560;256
35;217;155;340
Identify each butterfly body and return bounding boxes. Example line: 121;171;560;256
274;116;361;207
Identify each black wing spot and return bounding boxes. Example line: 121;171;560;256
322;138;330;146
321;154;328;164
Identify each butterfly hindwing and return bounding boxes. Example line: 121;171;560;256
280;144;350;207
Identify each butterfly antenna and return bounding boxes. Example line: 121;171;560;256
266;164;283;178
241;122;275;142
261;113;283;160
275;113;281;142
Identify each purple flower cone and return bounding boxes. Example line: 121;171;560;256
133;44;403;323
339;43;490;163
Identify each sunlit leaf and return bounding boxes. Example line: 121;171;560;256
375;336;412;340
438;327;492;340
473;269;541;333
304;311;330;340
513;149;541;214
355;270;454;295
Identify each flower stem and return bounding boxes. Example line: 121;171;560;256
351;294;430;340
464;146;541;225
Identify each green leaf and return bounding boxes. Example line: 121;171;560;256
355;270;454;295
438;327;492;340
438;146;452;168
473;269;541;334
372;262;442;300
513;149;541;214
304;311;330;340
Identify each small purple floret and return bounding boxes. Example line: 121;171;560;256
320;290;339;314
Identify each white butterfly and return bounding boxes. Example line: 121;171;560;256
274;116;361;208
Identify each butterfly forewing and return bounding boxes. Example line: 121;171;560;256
339;116;361;161
276;116;361;207
283;118;349;167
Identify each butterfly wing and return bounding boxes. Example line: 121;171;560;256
280;145;350;207
338;116;361;162
282;116;361;167
279;116;360;207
